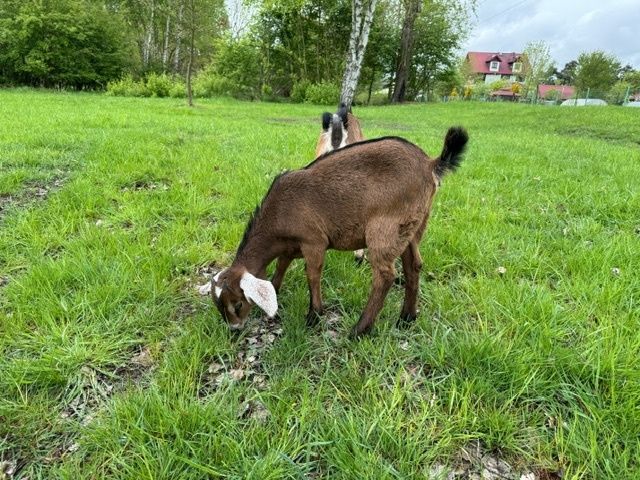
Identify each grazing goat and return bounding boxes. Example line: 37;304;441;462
212;127;468;337
315;103;367;262
315;103;364;157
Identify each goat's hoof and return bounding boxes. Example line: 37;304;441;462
306;311;322;327
348;327;363;340
349;324;371;339
397;313;417;328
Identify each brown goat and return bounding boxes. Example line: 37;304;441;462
212;127;468;337
315;103;364;158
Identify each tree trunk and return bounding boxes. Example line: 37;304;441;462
391;0;421;103
367;73;375;104
162;14;170;70
174;4;183;72
143;0;156;67
187;26;195;107
340;0;378;109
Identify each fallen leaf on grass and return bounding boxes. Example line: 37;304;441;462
208;362;224;374
481;455;512;479
0;460;16;479
238;400;270;422
130;347;154;368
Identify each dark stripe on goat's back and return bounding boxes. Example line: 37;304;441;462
303;136;423;169
236;171;290;257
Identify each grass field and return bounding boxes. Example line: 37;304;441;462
1;89;639;479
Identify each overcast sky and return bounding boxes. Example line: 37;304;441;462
464;0;640;68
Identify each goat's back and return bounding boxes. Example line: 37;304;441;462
259;137;436;250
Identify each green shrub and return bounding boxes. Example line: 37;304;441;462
193;69;235;98
106;75;149;97
169;81;186;98
467;82;490;100
488;79;507;91
304;82;340;105
543;89;560;102
145;73;173;98
290;80;311;103
606;81;632;105
354;90;389;105
106;76;133;96
207;37;262;100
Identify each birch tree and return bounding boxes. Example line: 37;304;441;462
523;40;554;100
340;0;378;109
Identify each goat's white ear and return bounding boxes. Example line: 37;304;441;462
212;269;226;299
239;271;278;318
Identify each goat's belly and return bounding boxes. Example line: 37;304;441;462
327;231;366;251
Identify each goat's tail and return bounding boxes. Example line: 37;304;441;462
434;126;468;178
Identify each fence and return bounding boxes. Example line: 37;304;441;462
443;85;638;106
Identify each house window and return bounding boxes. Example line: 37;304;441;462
489;61;500;72
512;62;522;73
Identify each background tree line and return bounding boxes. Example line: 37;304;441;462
0;0;475;104
1;1;637;104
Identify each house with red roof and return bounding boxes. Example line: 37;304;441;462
465;51;525;84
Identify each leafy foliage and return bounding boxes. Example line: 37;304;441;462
304;82;341;104
523;40;554;99
575;50;621;96
208;37;263;99
0;0;134;88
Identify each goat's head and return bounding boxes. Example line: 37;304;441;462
317;104;349;156
211;266;277;330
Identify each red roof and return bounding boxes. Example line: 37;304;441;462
538;84;575;100
466;51;523;76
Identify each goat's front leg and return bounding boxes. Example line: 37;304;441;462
398;240;422;326
302;247;325;326
271;256;293;294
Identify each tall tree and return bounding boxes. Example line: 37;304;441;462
178;0;226;105
390;0;475;103
522;40;553;99
340;0;378;108
253;0;351;97
575;50;620;95
556;60;578;85
0;0;133;88
391;0;420;103
407;0;465;99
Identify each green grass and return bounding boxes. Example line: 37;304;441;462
1;89;639;479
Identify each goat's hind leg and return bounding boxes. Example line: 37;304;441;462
398;240;422;327
351;250;397;337
351;224;408;337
